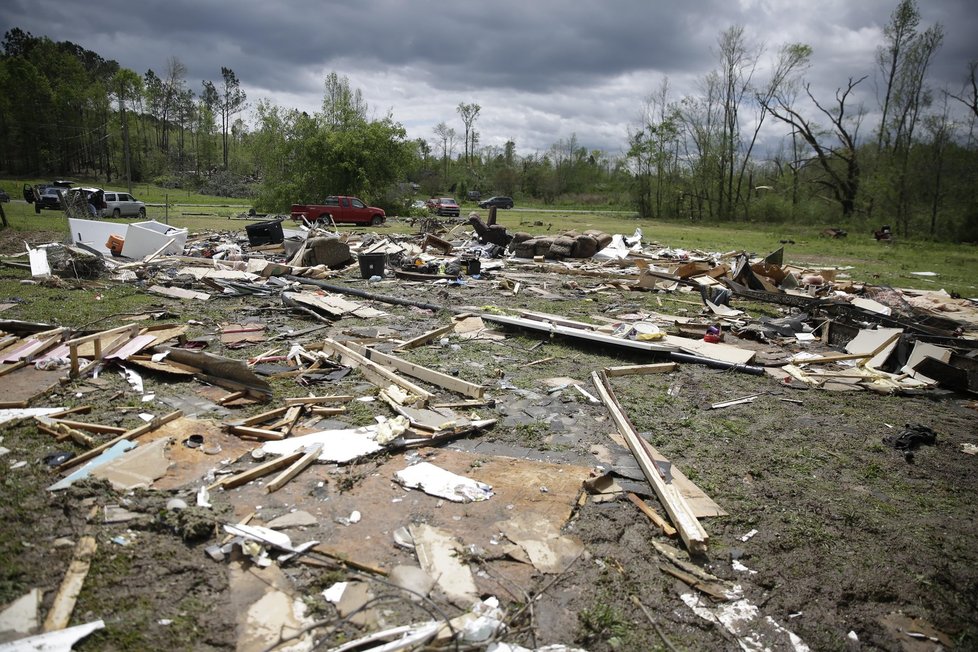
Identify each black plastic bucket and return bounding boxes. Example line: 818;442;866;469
357;253;387;278
464;258;481;275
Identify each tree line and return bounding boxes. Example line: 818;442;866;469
0;28;247;193
626;0;978;240
2;0;977;240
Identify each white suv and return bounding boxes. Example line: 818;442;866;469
102;192;146;218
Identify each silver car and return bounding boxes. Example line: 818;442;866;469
102;191;146;218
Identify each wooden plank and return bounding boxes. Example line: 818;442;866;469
265;444;323;493
0;335;62;364
56;410;183;473
283;395;354;406
227;425;286;441
210;452;304;490
348;343;486;399
237;406;291;427
662;334;755;365
658;564;731;602
217;391;247;405
0;360;27;377
310;406;347;417
148;285;211;301
142;237;176;263
65;324;140;377
591;370;708;554
63;324;138;348
395;323;455;351
856;330;903;369
432;399;491;409
308;544;389;576
634;432;727;518
42;536;97;632
36;418;95;447
790;352;873;365
604;363;678;377
270;405;303;437
267;405;301;429
710;394;759;409
626;492;678;537
196;372;271;402
48;406;92;418
794;330;903;367
49;419;126;435
323;338;434;406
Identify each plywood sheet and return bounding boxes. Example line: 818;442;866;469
219;449;592;591
663;335;756;365
0;366;64;405
145;417;256;490
844;327;902;369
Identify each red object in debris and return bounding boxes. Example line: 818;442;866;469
704;324;722;343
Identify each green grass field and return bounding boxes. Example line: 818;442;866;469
1;179;975;297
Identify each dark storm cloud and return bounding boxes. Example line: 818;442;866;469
3;0;717;90
2;0;974;155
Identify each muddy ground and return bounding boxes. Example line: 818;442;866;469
0;234;976;652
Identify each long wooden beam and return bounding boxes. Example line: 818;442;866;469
322;338;434;406
42;536;97;632
591;370;708;554
395;323;454;351
56;410;183;473
347;343;485;398
266;444;322;493
604;363;677;377
210;451;304;490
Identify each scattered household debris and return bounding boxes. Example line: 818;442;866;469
1;216;975;652
394;461;494;502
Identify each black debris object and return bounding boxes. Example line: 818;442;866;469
43;451;74;466
884;423;937;463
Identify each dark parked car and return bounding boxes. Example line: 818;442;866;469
36;186;67;212
23;181;75;213
0;188;10;203
479;196;514;209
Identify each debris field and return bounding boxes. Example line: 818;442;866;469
0;213;976;652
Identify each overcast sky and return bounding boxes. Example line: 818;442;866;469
4;0;976;158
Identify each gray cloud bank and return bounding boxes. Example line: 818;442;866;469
4;0;976;155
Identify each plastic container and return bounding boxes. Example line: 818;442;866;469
105;234;125;257
463;258;481;275
245;220;284;246
357;253;387;279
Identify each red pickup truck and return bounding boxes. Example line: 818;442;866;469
290;196;386;226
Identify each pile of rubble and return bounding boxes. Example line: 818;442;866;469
0;211;975;651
